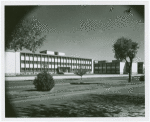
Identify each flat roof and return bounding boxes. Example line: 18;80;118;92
19;51;92;60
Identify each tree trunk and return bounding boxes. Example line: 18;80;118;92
128;62;132;83
128;68;131;82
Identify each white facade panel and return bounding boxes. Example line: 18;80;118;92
47;51;54;55
5;52;16;74
120;62;125;74
132;63;138;74
58;52;65;56
15;52;20;74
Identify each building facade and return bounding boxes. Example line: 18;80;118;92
94;60;144;74
5;50;93;76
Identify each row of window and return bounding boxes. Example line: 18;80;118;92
21;64;92;69
94;71;120;74
21;68;91;72
94;66;120;69
21;54;92;64
21;61;91;65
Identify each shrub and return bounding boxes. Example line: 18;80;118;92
140;75;145;81
33;71;55;91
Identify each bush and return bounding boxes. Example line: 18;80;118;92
140;75;145;81
33;71;55;91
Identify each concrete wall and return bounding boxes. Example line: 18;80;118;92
120;62;125;74
5;52;20;75
15;52;20;74
132;62;138;74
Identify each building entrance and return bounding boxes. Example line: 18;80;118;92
57;67;71;73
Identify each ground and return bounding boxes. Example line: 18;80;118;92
5;77;145;117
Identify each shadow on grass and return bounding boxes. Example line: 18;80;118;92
17;94;145;117
25;89;37;91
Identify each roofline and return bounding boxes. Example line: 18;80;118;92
18;51;92;60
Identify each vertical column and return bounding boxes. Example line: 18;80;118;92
33;54;34;74
54;57;55;73
29;54;30;74
71;58;72;72
25;53;26;74
40;54;42;71
20;53;21;74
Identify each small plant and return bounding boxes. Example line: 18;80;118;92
33;64;55;91
140;75;145;81
74;67;87;80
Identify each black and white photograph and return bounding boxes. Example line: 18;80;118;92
1;0;149;121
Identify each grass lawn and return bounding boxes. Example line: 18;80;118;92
5;77;145;117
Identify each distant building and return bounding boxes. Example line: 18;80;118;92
5;50;144;76
94;60;144;74
5;50;93;76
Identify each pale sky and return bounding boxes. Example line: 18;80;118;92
20;5;144;62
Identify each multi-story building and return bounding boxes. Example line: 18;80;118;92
94;60;144;74
5;50;144;76
5;50;93;76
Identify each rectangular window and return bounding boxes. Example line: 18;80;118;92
30;64;33;68
30;56;33;61
52;65;54;68
34;56;37;61
61;58;63;63
45;57;47;62
49;65;51;68
38;64;41;68
34;64;37;68
52;58;54;62
21;55;24;60
26;55;29;60
64;59;66;63
26;64;29;68
38;56;40;61
21;63;24;68
55;58;57;62
49;57;51;62
42;57;44;61
58;58;60;62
